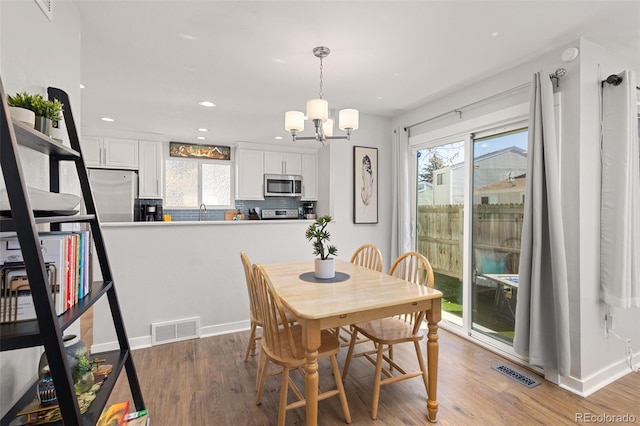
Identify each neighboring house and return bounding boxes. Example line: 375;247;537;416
432;146;527;205
475;175;526;205
417;181;433;205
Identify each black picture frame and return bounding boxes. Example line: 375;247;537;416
353;146;378;224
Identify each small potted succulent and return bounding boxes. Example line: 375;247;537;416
305;215;338;279
6;91;37;128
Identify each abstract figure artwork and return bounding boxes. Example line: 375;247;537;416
353;146;378;224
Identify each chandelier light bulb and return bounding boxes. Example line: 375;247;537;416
322;118;334;137
339;109;359;131
285;111;305;132
306;99;328;122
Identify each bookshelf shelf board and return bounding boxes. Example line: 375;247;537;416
0;349;130;426
0;215;96;232
0;281;112;351
12;120;80;159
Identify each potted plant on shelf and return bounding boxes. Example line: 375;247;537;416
305;215;338;279
32;95;64;136
6;91;63;136
6;91;37;128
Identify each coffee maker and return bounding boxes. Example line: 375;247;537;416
302;202;316;219
135;199;163;221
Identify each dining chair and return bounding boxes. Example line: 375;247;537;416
335;243;384;346
341;251;434;420
240;251;262;361
252;264;351;426
349;243;383;272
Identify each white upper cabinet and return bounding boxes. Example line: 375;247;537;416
83;136;139;169
301;153;318;201
264;151;302;175
236;149;265;200
138;140;164;198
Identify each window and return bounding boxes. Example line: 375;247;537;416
165;158;233;208
436;173;444;185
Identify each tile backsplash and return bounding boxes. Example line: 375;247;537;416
164;198;309;221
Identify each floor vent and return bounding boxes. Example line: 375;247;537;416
492;364;541;388
151;317;200;346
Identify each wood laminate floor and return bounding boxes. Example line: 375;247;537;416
102;327;639;426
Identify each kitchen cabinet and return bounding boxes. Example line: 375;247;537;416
138;140;164;198
236;149;265;200
82;136;139;169
301;153;318;200
264;151;302;175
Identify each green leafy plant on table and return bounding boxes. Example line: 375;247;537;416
305;215;337;260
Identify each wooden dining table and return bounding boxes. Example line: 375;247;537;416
260;259;443;425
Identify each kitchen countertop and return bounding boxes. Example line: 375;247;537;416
102;219;314;227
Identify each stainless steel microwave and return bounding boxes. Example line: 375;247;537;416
264;174;303;197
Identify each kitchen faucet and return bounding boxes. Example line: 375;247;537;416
199;203;207;221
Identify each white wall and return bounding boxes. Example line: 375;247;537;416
574;38;640;393
0;0;82;417
392;37;640;395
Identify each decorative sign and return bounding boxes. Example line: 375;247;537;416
169;142;231;160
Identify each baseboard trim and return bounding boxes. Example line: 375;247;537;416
560;353;640;396
90;320;251;354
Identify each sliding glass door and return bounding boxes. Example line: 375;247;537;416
416;139;466;326
415;125;528;347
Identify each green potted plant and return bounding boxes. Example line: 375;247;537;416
305;215;338;279
6;91;37;128
6;91;63;136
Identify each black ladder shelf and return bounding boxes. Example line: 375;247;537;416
0;78;145;425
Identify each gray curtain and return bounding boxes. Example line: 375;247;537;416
600;70;640;309
514;72;571;376
391;127;412;261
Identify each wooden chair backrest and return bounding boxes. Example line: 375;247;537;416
240;252;260;323
252;264;298;359
388;251;434;330
349;243;383;272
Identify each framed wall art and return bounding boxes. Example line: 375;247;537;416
169;142;231;160
353;146;378;224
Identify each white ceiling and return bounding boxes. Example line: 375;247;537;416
75;1;640;147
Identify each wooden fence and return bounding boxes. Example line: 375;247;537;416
417;203;524;279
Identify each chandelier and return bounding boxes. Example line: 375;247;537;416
285;46;359;144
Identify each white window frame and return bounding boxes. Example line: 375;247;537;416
164;156;235;210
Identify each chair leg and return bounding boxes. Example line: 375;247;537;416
278;367;290;426
255;352;269;405
244;322;257;361
342;328;359;382
414;340;429;394
330;354;352;424
370;343;386;420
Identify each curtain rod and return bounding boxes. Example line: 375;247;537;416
405;68;567;132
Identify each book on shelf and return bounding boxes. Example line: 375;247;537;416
0;231;91;323
97;400;130;426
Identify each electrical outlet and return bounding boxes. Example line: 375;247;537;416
606;313;616;331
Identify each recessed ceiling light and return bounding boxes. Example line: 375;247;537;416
101;117;114;122
199;100;215;107
197;128;208;132
376;96;383;100
179;33;197;41
80;84;85;89
491;31;499;37
196;136;206;140
274;136;283;140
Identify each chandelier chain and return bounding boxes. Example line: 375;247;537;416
319;56;324;99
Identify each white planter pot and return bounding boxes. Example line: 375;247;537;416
9;107;35;128
314;258;335;279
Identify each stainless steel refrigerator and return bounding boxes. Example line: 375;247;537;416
88;169;138;222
